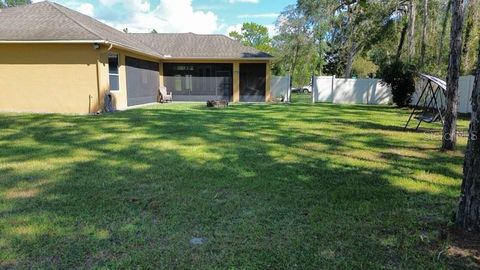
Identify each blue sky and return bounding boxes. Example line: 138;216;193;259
34;0;296;36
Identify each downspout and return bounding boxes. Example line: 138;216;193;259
95;42;113;113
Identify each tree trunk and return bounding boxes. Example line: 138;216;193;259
396;21;409;61
442;0;466;151
461;2;474;73
290;38;301;85
407;0;416;62
344;42;358;78
437;0;452;65
456;44;480;231
343;2;358;79
420;0;428;68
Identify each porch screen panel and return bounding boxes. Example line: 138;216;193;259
126;57;159;106
163;63;233;101
240;63;266;102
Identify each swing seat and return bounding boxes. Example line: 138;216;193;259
404;74;447;131
415;113;439;123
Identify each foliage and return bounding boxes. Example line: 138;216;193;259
271;5;318;86
378;60;417;107
268;0;480;79
461;0;480;75
0;102;469;268
0;0;31;8
322;45;345;76
352;56;378;78
228;22;273;53
298;0;403;78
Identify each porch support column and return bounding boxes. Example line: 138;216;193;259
233;62;240;102
265;61;271;102
159;62;164;87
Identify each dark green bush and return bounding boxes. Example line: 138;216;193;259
378;60;417;107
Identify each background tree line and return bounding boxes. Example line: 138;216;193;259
0;0;31;8
230;0;479;87
5;0;477;88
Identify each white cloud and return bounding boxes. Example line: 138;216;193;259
266;24;277;37
76;3;94;16
237;13;279;19
227;0;259;3
225;24;243;35
32;0;95;17
99;0;219;34
99;0;150;13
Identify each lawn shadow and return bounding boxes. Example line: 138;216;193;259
0;102;467;269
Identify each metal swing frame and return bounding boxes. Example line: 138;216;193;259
404;74;446;131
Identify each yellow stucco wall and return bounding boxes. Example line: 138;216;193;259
0;44;100;114
0;43;272;114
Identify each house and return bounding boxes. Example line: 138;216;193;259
0;1;273;114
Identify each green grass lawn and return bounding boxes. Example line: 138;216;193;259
0;95;471;269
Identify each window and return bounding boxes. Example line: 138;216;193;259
185;75;192;90
108;54;119;91
174;75;182;91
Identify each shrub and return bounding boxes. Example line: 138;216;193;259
378;60;417;107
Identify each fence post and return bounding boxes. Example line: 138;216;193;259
312;76;317;103
287;75;292;103
331;75;336;103
366;79;373;104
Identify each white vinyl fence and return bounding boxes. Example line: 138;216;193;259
457;75;474;113
271;75;291;102
410;75;475;113
313;76;391;105
313;75;476;113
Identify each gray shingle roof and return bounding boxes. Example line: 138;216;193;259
0;1;272;60
0;1;161;57
130;33;273;59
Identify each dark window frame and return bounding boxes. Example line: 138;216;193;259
108;53;120;91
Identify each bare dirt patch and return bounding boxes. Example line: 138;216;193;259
445;227;480;269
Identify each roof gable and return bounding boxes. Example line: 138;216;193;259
130;33;273;59
0;1;161;57
0;2;272;60
0;1;100;41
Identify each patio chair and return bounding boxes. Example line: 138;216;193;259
158;86;173;103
